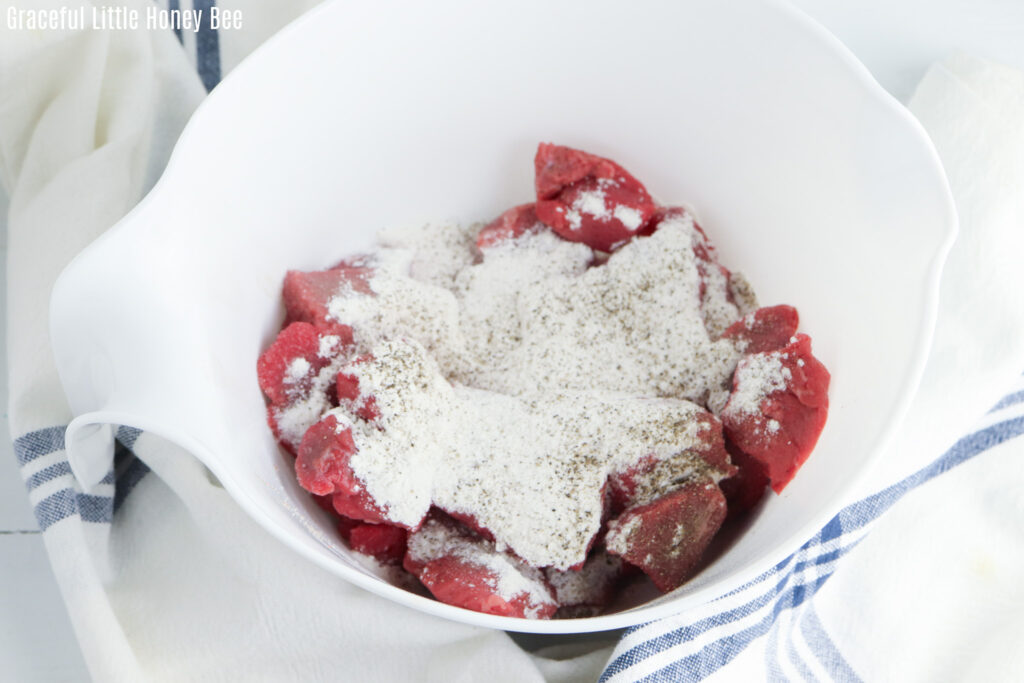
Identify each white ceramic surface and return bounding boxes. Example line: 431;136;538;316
50;0;956;633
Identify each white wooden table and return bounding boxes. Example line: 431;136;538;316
2;1;1023;679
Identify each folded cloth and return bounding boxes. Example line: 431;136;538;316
3;3;1023;682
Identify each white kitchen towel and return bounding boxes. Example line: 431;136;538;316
3;3;1024;683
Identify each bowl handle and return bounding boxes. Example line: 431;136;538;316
51;188;219;491
65;416;117;491
65;410;209;491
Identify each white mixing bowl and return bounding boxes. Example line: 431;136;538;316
51;0;956;633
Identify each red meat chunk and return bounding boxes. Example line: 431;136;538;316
605;479;727;592
690;412;736;475
607;411;736;513
534;143;657;252
330;490;391;526
282;264;372;331
335;356;380;422
416;556;556;619
476;203;546;249
336;513;359;540
721;305;799;354
348;523;409;565
314;494;338;515
718;438;770;517
721;334;830;493
295;413;393;526
336;515;409;564
257;321;344;407
295;414;356;496
404;516;557;619
334;371;359;403
260;322;353;455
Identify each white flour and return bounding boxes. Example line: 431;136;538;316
340;340;728;570
328;210;752;404
305;209;758;569
721;350;792;419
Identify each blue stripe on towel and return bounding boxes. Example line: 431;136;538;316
24;461;73;490
116;425;143;450
168;0;183;43
13;425;150;530
33;489;79;530
13;426;67;466
78;493;114;524
799;603;862;682
989;389;1024;412
194;0;221;91
114;455;152;513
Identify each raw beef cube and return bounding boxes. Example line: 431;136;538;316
336;515;408;565
720;334;830;493
260;322;351;455
314;494;337;515
605;479;727;592
416;556;556;619
335;356;380;421
476;203;546;249
718;438;770;516
295;413;394;526
545;551;623;617
534;143;642;200
295;413;357;496
330;490;391;526
257;322;344;407
404;516;557;619
336;513;359;540
348;523;409;565
721;305;799;354
534;143;657;252
607;411;736;513
282;265;372;331
690;411;737;476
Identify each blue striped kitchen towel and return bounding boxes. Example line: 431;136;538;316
14;426;148;532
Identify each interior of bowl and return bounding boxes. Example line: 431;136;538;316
51;0;955;633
